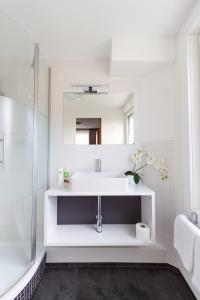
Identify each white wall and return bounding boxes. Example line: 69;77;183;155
110;37;176;77
138;65;177;265
138;67;175;142
111;37;176;62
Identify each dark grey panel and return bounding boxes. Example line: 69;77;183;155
57;196;141;225
102;196;141;224
57;196;97;224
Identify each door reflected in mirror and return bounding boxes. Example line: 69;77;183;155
63;92;134;145
76;118;102;144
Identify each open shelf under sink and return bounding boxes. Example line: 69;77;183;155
45;224;154;247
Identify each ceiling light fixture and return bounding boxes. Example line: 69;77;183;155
71;84;109;95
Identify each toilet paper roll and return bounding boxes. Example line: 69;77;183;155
136;223;151;242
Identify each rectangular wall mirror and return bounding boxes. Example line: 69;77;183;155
63;92;134;145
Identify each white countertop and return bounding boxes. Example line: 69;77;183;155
45;183;155;197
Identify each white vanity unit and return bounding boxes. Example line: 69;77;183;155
44;179;155;247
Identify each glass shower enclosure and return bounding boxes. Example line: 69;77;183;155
0;12;49;296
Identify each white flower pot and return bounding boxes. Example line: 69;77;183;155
127;175;135;185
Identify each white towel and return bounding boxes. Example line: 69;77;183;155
174;214;199;272
192;232;200;292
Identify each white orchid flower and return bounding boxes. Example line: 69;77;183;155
153;158;165;170
127;149;168;183
146;155;156;165
131;149;144;163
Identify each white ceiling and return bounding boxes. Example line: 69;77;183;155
64;92;133;108
0;0;197;60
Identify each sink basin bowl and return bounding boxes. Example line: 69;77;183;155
71;171;129;192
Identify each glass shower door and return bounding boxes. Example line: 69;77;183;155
0;12;35;296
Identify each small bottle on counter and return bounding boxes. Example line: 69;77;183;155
63;168;71;187
57;168;64;188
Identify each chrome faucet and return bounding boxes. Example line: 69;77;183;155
96;196;102;233
95;158;101;172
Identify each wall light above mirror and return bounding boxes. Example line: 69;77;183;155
63;92;134;145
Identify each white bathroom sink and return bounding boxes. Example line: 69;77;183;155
71;171;129;192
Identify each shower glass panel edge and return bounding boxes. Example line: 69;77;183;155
33;44;49;263
31;43;39;264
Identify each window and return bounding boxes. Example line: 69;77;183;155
188;34;200;209
127;113;134;144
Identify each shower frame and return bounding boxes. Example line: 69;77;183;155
31;43;39;264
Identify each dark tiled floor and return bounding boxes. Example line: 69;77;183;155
32;265;196;300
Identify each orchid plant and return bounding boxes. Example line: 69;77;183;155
125;149;168;184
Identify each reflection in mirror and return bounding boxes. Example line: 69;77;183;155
76;118;101;144
63;92;134;145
